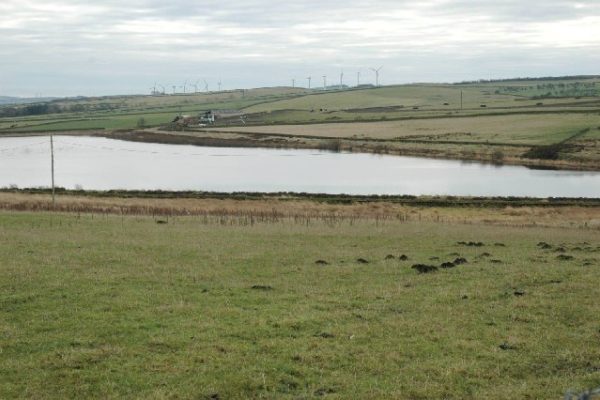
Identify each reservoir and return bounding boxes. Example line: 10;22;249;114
1;135;599;197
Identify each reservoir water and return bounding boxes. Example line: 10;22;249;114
0;135;599;197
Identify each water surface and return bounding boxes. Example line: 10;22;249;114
0;135;598;197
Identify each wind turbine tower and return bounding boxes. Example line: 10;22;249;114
370;66;383;86
339;71;344;90
323;75;327;91
307;76;312;89
218;79;222;92
292;78;295;88
357;71;361;87
203;79;209;92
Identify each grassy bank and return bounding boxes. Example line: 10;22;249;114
1;208;599;399
2;189;600;209
199;112;600;171
96;127;598;171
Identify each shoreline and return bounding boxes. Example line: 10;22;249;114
2;188;599;206
2;129;600;172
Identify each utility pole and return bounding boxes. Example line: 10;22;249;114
50;134;55;207
460;90;463;110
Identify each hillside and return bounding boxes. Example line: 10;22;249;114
1;76;600;170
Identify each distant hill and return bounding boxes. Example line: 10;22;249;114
454;75;600;85
0;96;58;106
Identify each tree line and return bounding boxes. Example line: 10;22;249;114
0;101;120;118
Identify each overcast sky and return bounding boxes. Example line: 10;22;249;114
1;0;600;97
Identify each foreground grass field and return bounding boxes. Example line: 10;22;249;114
1;205;599;399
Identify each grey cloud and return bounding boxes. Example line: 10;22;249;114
1;0;599;96
432;0;600;22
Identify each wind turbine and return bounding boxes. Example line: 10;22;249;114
151;82;157;95
218;79;222;91
307;76;312;89
203;79;209;92
370;66;383;86
357;71;361;87
183;80;188;94
339;71;344;90
322;75;327;91
292;78;295;88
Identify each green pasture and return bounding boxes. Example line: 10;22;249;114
1;212;599;399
